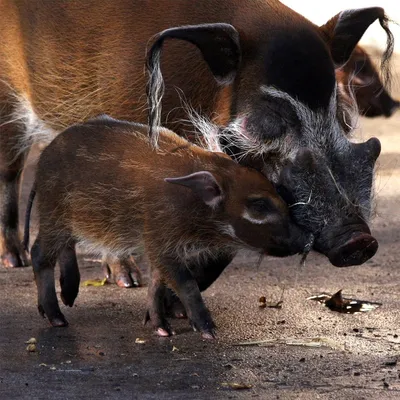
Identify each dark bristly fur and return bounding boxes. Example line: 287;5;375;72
26;117;308;338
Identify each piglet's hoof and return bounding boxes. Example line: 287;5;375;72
201;330;216;340
190;320;216;340
156;327;175;337
38;305;68;327
50;317;69;328
144;311;175;337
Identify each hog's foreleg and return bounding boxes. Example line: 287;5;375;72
162;258;216;339
59;243;80;307
163;251;235;319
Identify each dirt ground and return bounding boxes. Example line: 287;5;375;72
1;54;400;400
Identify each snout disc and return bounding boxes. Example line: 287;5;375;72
328;233;378;267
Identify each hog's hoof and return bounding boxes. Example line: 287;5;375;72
103;258;142;288
201;330;216;340
116;273;139;288
144;310;175;337
38;305;68;327
60;291;77;307
1;250;29;268
165;298;188;319
50;316;69;327
190;320;216;340
156;327;175;337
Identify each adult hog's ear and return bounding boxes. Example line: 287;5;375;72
165;171;223;208
320;8;394;81
146;23;241;148
148;23;241;85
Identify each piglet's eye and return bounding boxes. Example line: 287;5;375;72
246;198;274;214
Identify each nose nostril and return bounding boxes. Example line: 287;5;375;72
328;233;378;267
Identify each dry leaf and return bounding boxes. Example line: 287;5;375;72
83;278;107;287
307;290;382;314
221;382;252;390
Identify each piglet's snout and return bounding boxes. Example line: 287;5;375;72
266;222;312;257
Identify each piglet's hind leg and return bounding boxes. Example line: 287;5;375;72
31;238;67;327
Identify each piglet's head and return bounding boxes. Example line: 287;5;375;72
165;168;310;258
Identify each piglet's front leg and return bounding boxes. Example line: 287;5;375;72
161;257;216;340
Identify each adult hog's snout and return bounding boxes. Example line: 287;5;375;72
359;88;400;118
314;219;378;267
277;139;381;267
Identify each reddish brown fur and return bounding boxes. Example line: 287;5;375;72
0;0;310;268
28;116;307;337
0;0;331;131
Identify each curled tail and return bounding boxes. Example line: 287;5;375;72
23;184;36;252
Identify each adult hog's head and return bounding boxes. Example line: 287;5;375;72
147;7;394;267
337;45;399;118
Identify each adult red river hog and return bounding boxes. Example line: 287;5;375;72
337;45;399;118
0;1;394;290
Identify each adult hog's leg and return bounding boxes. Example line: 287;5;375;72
0;111;29;268
164;251;236;319
144;268;175;337
31;236;67;327
59;243;80;307
102;254;142;288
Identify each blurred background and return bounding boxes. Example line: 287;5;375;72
283;1;400;52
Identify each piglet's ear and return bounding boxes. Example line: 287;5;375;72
320;8;394;69
165;171;223;208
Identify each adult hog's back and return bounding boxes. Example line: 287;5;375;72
0;0;393;268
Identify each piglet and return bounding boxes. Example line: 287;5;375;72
24;115;309;338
